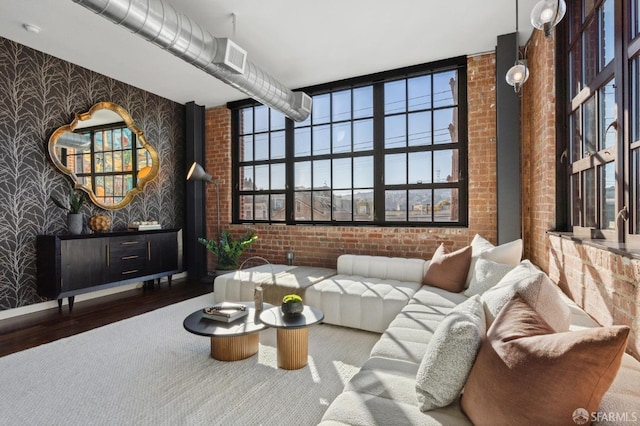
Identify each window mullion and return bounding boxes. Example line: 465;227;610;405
285;118;294;224
614;0;627;241
373;82;385;224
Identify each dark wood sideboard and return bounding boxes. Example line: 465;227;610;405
37;228;181;312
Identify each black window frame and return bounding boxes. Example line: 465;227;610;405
559;0;640;247
229;56;468;227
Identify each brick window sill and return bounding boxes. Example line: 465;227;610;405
547;231;640;260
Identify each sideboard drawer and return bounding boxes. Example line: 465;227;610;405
107;236;151;281
109;238;149;259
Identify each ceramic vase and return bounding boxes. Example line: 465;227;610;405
67;213;83;235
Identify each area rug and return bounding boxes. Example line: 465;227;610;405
0;294;380;425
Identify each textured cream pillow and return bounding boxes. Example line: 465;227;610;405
464;258;516;297
481;260;571;332
415;295;486;411
465;235;523;287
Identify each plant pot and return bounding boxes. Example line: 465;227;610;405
281;301;304;318
67;213;83;235
215;264;238;271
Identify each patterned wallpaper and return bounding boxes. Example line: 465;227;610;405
0;37;185;310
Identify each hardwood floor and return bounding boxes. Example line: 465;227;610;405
0;278;212;358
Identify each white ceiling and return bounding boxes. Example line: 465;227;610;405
0;0;539;108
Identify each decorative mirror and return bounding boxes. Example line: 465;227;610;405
48;102;159;210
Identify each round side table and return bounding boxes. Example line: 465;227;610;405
259;305;324;370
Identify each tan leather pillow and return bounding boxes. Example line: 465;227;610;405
461;294;629;426
423;244;472;292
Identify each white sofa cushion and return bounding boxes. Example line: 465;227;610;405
370;286;468;364
337;254;428;284
481;260;571;332
213;264;294;302
305;274;422;333
415;295;485;411
319;389;471;426
213;265;335;304
464;258;516;297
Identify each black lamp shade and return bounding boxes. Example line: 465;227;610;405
187;162;213;183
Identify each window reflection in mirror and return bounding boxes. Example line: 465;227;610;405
49;102;159;210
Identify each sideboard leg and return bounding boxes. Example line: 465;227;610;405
68;296;75;312
168;275;172;287
57;299;63;312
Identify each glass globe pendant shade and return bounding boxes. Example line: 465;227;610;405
505;61;530;92
531;0;566;36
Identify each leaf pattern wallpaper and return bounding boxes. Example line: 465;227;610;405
0;37;185;310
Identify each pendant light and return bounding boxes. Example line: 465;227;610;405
530;0;567;37
506;0;529;93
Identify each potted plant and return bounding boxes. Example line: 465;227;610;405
50;183;87;235
281;294;304;318
198;229;258;270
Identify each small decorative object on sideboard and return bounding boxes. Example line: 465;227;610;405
128;220;161;231
50;183;87;235
281;294;304;318
88;214;111;232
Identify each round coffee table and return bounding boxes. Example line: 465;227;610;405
259;305;324;370
183;302;273;361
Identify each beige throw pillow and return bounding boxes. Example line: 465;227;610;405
423;244;472;293
461;295;629;426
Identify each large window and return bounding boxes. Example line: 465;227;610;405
232;58;467;226
563;0;640;244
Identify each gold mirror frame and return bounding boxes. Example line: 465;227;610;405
48;102;160;210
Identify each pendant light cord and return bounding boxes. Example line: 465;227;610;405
515;0;520;62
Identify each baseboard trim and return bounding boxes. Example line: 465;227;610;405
0;272;187;320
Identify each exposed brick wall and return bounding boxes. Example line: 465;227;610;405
203;53;498;270
548;235;640;359
467;54;498;243
521;30;557;269
524;30;639;359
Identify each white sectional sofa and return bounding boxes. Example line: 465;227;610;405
305;255;429;333
214;264;336;305
306;241;640;425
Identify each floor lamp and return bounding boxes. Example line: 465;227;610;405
186;162;220;241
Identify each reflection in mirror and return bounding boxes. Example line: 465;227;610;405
48;102;159;210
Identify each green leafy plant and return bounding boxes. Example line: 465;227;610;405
282;294;303;304
50;184;86;214
198;229;258;270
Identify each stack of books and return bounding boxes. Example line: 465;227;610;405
128;221;162;231
202;302;248;323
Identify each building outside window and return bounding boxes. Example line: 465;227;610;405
563;0;640;245
231;57;468;226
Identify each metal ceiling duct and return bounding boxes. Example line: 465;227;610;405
56;133;92;150
72;0;312;122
